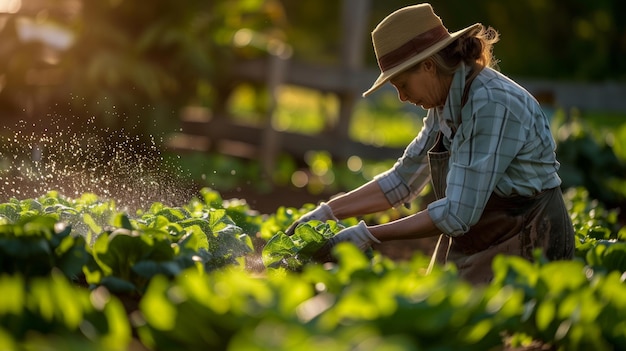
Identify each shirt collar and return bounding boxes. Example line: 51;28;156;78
434;62;468;138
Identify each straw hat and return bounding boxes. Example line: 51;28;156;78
363;3;481;97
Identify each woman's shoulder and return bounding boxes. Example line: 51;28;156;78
471;68;538;108
461;68;544;129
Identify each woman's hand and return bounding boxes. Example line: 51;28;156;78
313;220;380;261
285;202;337;235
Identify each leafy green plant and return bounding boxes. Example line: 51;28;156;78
194;187;264;242
136;268;282;351
258;204;314;241
490;255;626;350
0;272;131;351
262;220;343;269
584;241;626;273
85;205;253;295
565;187;626;274
555;117;626;208
135;243;626;351
0;215;88;281
0;185;624;351
83;226;197;295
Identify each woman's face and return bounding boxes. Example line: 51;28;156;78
390;60;449;110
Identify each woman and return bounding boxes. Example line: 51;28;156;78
286;3;574;284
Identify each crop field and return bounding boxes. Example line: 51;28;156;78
0;87;626;351
1;2;625;349
1;88;625;351
0;185;624;351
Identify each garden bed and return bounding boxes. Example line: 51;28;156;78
1;187;624;350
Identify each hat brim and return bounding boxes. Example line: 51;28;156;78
362;23;481;97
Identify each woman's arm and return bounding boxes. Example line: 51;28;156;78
369;209;440;241
326;180;392;219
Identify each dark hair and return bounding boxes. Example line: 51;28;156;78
431;25;500;77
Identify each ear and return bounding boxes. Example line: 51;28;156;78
422;59;435;73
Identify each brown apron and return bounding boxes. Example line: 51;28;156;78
426;131;575;285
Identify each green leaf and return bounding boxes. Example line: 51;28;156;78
156;208;189;222
206;209;235;233
146;215;172;229
139;275;178;331
133;260;182;278
181;225;209;251
0;274;25;315
261;220;344;270
179;218;212;236
200;187;224;208
292;223;325;256
618;226;626;241
601;243;626;272
83;213;102;236
19;237;51;256
19;199;42;213
146;235;177;261
148;201;165;214
100;276;138;294
0;203;20;222
538;260;588;294
55;235;89;279
102;231;154;279
262;233;296;268
294;222;323;244
111;213;134;230
536;300;556;332
90;233;112;277
19;216;57;238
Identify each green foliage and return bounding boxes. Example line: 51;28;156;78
565;187;626;275
0;186;624;350
0;215;88;281
0;0;282;137
0;190;253;296
369;1;626;80
84;198;254;295
84;227;191;295
134;246;626;350
261;220;342;269
0;272;131;351
555;116;626;207
490;256;626;350
196;187;264;242
137;269;280;351
259;205;311;241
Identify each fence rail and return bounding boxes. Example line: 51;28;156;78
167;0;626;181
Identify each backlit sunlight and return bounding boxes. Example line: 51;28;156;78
0;0;21;13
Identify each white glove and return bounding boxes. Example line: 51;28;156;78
314;220;381;261
285;202;338;235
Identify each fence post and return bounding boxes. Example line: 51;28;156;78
260;42;292;180
333;0;372;143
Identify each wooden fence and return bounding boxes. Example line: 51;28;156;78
166;0;626;179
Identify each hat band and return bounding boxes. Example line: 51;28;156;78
377;25;450;72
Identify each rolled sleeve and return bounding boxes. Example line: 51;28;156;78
375;168;412;208
428;100;527;236
375;113;438;208
427;198;469;236
397;66;560;238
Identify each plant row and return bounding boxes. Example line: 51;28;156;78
0;187;624;350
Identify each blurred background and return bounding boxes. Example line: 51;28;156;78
0;0;625;215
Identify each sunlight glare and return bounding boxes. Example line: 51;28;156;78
0;0;21;13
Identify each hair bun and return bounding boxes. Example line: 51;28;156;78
462;36;482;61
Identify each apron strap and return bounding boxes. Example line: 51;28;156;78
426;65;479;273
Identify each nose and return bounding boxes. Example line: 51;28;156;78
396;88;409;102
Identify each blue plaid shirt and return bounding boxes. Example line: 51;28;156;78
375;63;561;237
